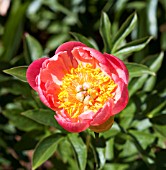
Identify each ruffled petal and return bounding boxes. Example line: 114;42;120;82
112;80;129;115
104;53;129;84
72;47;108;67
90;99;114;126
26;57;48;90
40;52;74;86
78;110;96;121
55;113;91;133
55;41;87;59
37;75;52;109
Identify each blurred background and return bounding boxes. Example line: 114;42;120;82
0;0;166;170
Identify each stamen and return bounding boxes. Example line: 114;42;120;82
76;85;83;92
76;91;85;102
83;82;91;90
58;63;117;119
83;95;92;105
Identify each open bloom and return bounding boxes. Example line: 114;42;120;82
26;41;129;133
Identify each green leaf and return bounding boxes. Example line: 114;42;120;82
129;130;156;150
96;148;106;170
147;101;166;119
33;134;64;170
68;133;87;170
148;52;164;72
129;75;148;97
99;12;112;53
3;66;28;82
0;74;11;82
126;2;146;10
128;132;155;165
119;101;136;129
24;33;43;64
22;109;66;131
2;1;29;61
151;113;166;125
103;163;129;170
126;62;155;78
3;109;43;132
161;32;166;51
70;32;96;48
102;123;120;140
112;13;137;53
46;34;69;51
143;52;164;91
147;0;158;37
114;36;153;57
153;124;166;137
129;52;164;96
14;130;43;151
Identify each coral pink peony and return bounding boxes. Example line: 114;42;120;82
26;41;129;133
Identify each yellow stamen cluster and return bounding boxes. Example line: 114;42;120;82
58;64;117;119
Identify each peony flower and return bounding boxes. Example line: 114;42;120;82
26;41;129;133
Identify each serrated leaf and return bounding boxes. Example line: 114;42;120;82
99;12;112;53
70;32;96;48
22;109;66;131
112;13;137;53
24;33;43;64
68;133;87;170
114;36;153;57
126;62;155;78
3;66;28;82
33;134;64;170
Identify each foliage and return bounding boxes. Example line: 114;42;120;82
0;0;166;170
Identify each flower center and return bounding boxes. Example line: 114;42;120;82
58;64;117;119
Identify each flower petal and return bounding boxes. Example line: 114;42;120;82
26;57;48;90
55;113;90;133
104;53;129;84
78;110;96;121
49;51;75;83
72;47;108;66
55;41;87;58
112;80;129;114
90;99;114;126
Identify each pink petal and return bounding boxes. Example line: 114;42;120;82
90;99;114;126
112;80;129;115
72;47;108;66
49;52;75;82
104;53;129;84
55;41;87;58
26;57;48;90
37;75;52;109
78;110;96;121
54;113;90;133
